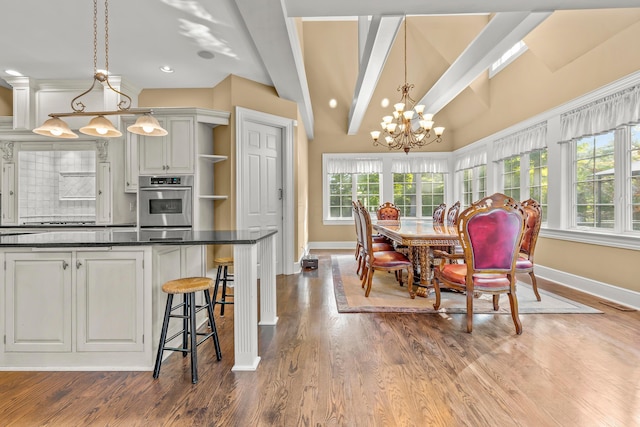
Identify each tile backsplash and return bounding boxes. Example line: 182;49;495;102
18;150;96;223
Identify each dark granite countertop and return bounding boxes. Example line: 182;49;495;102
0;229;277;248
0;223;137;229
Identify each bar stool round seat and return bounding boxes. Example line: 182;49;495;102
153;276;222;384
213;257;234;316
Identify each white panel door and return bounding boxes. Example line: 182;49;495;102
242;121;283;274
5;252;72;352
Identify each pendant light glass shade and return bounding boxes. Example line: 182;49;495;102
127;114;168;136
79;115;123;137
33;117;79;139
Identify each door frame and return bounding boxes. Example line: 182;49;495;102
235;107;294;275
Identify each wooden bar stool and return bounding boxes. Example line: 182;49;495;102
213;257;234;316
153;277;222;384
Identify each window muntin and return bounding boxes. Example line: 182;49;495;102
459;165;486;208
462;169;473;207
574;132;615;229
502;155;521;200
356;173;381;215
529;149;548;222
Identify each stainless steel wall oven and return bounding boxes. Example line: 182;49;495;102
138;175;193;228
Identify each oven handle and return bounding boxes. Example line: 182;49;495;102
139;187;191;191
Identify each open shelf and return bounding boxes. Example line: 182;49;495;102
198;195;228;200
198;154;227;163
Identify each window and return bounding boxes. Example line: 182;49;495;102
631;126;640;231
323;153;450;224
489;40;528;78
459;165;487;208
502;155;521;200
574;131;615;229
529;149;548;222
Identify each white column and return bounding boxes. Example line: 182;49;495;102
258;234;278;325
232;243;260;371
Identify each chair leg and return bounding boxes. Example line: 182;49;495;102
188;293;198;384
203;289;222;361
364;267;374;297
507;292;523;335
492;294;500;311
153;294;174;379
182;294;189;358
220;266;228;317
466;291;474;333
529;271;541;301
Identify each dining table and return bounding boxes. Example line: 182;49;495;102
373;219;459;294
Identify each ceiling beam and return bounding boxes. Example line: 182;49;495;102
348;15;403;135
418;11;553;115
234;0;314;139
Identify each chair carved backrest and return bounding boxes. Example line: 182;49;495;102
352;200;363;249
376;202;401;220
432;203;447;225
457;193;526;276
520;199;542;261
358;202;374;257
446;201;461;226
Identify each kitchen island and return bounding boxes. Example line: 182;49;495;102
0;229;277;372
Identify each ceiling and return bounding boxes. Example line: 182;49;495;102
1;0;639;140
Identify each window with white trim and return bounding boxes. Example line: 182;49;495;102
502;155;521;200
458;165;487;208
528;149;548;222
392;172;445;217
631;125;640;231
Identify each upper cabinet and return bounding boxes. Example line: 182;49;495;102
138;116;194;175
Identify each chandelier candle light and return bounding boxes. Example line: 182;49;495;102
371;17;444;154
33;0;167;139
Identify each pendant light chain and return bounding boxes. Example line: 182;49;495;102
104;0;110;74
93;0;98;75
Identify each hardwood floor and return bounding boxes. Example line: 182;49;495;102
1;250;639;426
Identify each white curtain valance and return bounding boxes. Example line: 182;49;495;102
560;85;640;142
391;157;449;174
493;121;548;161
455;150;487;171
325;158;382;174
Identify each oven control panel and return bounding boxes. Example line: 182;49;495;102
150;176;182;185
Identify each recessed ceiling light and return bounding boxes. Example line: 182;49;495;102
381;98;389;108
197;50;215;60
160;66;174;73
329;99;337;108
4;69;23;77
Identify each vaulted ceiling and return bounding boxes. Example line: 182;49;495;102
1;0;638;140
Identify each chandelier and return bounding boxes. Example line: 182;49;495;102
33;0;167;139
370;17;444;154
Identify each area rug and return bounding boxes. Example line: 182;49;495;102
332;254;602;314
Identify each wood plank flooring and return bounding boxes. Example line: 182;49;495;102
1;250;639;426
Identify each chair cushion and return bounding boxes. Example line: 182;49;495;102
372;234;390;243
372;250;411;268
438;264;510;288
372;242;394;252
516;257;533;269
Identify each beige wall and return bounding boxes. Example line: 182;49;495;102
302;12;640;292
0;87;11;116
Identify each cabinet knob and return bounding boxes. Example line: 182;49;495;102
98;190;102;195
62;261;69;270
76;260;82;269
9;190;13;196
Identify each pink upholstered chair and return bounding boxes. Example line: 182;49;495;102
358;203;414;298
431;193;527;334
516;199;542;301
376;202;401;220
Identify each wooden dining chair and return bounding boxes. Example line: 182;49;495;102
446;201;461;226
376;202;401;220
432;203;447;224
353;201;393;278
358;203;414;298
516;198;542;301
431;193;527;334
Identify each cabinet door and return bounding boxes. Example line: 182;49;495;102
96;162;111;224
76;251;145;352
138;117;168;175
5;252;72;352
2;163;17;225
165;117;194;174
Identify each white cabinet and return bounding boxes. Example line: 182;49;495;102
5;252;72;352
2;163;17;225
76;251;145;352
123;119;139;193
3;249;145;356
139;117;194;175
